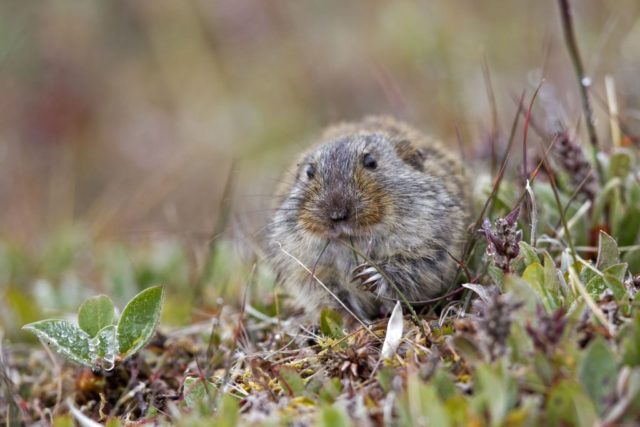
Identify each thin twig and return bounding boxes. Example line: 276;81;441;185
556;0;602;179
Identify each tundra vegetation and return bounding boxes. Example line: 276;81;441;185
1;1;640;425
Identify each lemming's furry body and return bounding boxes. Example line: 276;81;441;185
267;116;470;320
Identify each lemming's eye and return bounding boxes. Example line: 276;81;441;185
305;164;316;179
363;153;377;170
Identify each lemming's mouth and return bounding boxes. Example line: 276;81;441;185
324;222;361;240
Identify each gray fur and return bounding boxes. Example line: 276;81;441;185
267;117;470;321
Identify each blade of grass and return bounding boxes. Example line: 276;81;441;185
482;52;500;176
522;80;546;181
605;75;621;147
535;134;577;261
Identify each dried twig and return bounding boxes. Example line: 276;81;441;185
556;0;602;180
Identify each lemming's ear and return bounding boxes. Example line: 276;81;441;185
393;139;425;171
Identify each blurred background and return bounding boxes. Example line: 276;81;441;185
1;0;640;336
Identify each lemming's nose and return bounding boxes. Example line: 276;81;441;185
329;206;350;222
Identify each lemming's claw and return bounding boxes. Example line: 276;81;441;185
352;267;378;282
352;263;369;275
362;273;382;286
351;263;385;293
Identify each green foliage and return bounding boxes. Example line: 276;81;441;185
318;405;352;427
277;366;306;397
4;54;640;427
23;286;163;370
546;381;598;427
622;315;640;367
319;308;345;339
116;286;164;357
78;295;115;337
578;338;618;414
597;231;620;270
398;377;450;427
22;320;92;367
183;377;216;412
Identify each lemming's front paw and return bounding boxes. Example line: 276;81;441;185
351;262;386;294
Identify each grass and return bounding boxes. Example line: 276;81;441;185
2;1;640;426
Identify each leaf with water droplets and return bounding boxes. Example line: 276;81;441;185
78;294;115;337
22;320;92;367
117;285;164;358
89;325;118;371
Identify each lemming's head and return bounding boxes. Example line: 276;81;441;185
292;132;426;239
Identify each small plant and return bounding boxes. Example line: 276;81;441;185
23;286;164;371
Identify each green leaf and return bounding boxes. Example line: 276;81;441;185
318;405;352;427
399;377;450;427
451;335;484;364
592;178;622;227
431;370;457;401
624;248;640;276
216;394;240;427
609;148;634;179
585;275;607;298
579;261;598;284
183;376;216;410
22;320;92;367
318;378;343;403
488;264;505;288
615;206;640;247
597;231;619;270
622;315;640;367
474;363;517;425
579;337;618;414
117;285;164;358
602;262;627;282
603;263;628;300
543;252;563;297
546;381;598;427
629;178;640;206
533;352;554;386
319;308;344;339
504;274;540;315
522;262;556;311
519;242;539;266
522;262;560;311
78;295;115;337
585;263;628;300
278;366;305;396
